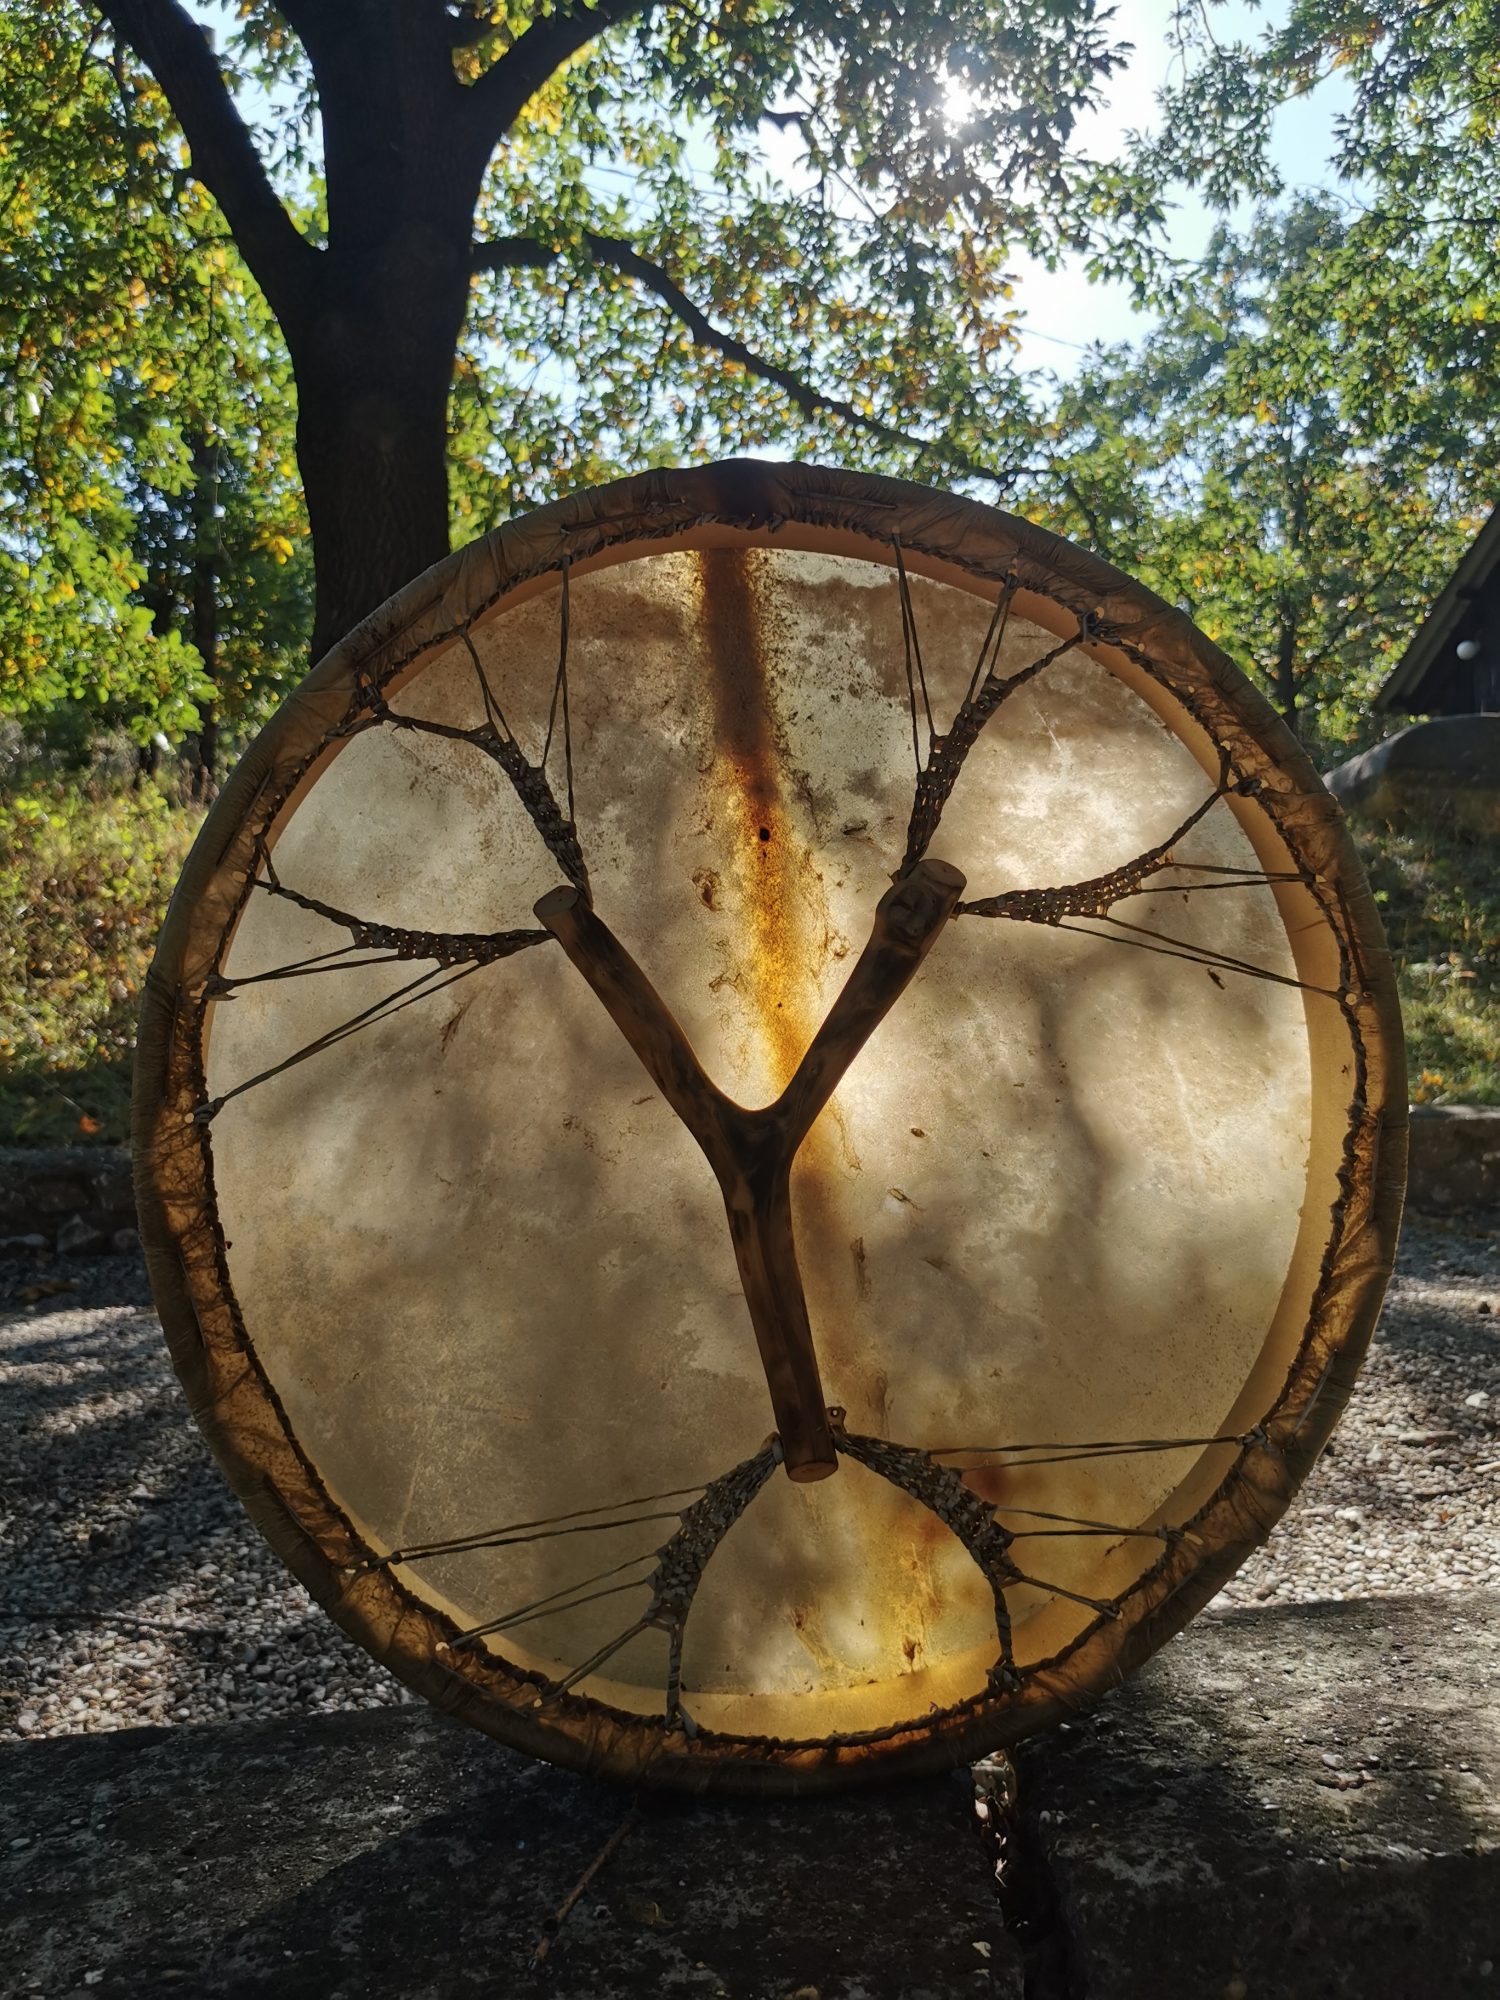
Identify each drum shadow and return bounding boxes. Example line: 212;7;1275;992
10;1707;994;1999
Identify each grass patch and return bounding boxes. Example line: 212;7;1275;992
1354;815;1500;1105
0;780;1494;1147
0;778;202;1145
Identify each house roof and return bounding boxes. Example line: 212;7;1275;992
1376;505;1500;711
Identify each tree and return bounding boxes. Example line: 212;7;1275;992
1108;2;1500;743
1150;0;1500;226
14;0;1166;659
1143;0;1500;439
1047;199;1499;749
0;10;311;776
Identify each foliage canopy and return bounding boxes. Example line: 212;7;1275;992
0;8;308;766
1;0;1498;760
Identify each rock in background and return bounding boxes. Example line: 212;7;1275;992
1325;715;1500;837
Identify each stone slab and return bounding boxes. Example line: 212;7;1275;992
1020;1589;1500;1998
0;1147;137;1254
1324;715;1500;835
0;1707;1014;1999
1409;1104;1500;1212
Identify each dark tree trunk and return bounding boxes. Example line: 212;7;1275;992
274;12;499;660
295;270;466;660
193;704;219;798
101;0;613;664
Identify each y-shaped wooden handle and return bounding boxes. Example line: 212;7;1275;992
536;859;965;1478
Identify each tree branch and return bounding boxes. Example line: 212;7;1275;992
465;0;655;132
91;0;317;325
471;237;559;273
473;232;1038;492
1056;469;1117;561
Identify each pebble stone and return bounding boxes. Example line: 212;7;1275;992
1;1217;1496;1742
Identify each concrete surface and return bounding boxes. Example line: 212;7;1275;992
1020;1589;1500;1998
0;1707;1015;1999
5;1592;1499;1996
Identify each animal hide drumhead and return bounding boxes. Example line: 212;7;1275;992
135;463;1404;1792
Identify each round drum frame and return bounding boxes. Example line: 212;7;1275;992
134;461;1406;1794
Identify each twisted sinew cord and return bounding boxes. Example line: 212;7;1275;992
360;1431;1244;1577
196;584;583;1122
505;1442;784;1734
892;571;1341;999
204;573;1324;1122
355;1481;716;1572
895;554;1086;879
956;768;1247;927
193;923;560;1127
231;853;553;973
194;957;491;1122
373;596;587;892
955;791;1341;996
381;1427;1242;1727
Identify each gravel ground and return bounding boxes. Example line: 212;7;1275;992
2;1216;1496;1742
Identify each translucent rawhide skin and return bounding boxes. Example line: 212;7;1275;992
134;462;1406;1793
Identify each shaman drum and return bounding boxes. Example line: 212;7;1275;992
135;463;1405;1792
